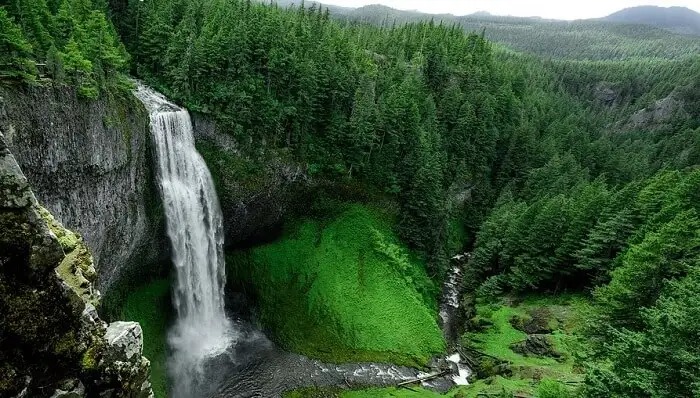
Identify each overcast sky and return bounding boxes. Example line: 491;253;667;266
319;0;700;20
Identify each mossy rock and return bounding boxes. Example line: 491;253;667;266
509;307;555;335
476;356;513;379
39;206;100;306
469;315;494;332
509;335;562;360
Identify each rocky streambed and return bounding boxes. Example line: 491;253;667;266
188;254;473;398
187;314;465;398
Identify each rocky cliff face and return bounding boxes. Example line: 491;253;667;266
627;93;688;130
191;112;307;248
0;131;153;398
0;85;168;292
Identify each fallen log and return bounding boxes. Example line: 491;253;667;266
397;369;451;388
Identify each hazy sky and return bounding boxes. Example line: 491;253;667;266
319;0;700;20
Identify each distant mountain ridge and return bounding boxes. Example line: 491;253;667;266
603;6;700;36
258;1;700;60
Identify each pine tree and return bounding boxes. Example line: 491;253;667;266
0;7;37;81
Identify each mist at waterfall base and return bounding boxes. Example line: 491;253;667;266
135;85;235;397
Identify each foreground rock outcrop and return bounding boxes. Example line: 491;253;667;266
0;85;167;291
0;131;153;397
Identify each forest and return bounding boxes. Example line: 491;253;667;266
1;0;699;397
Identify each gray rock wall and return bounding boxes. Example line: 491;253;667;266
0;131;153;398
0;85;168;292
190;112;307;248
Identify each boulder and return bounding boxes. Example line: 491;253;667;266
104;322;144;364
510;334;561;359
0;131;153;398
628;94;687;130
509;307;554;334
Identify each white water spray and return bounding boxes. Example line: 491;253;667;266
135;84;233;396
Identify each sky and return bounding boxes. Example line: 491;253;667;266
318;0;700;20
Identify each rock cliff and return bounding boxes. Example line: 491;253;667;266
191;112;307;248
0;130;153;397
0;85;168;292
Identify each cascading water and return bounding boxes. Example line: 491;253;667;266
440;253;472;386
135;84;233;396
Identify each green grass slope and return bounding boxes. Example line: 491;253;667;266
228;204;445;366
118;279;171;398
464;295;589;397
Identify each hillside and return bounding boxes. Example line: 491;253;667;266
324;3;700;60
603;6;700;36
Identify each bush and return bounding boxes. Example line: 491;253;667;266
537;379;571;398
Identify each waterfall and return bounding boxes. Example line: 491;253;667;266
135;84;233;396
440;253;472;386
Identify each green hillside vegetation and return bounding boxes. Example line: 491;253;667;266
227;204;445;366
118;279;171;398
3;0;700;396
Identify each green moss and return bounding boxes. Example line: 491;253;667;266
465;294;590;391
81;344;100;371
52;329;81;357
39;206;80;252
228;204;445;366
37;206;100;305
118;279;171;398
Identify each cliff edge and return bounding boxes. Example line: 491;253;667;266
0;130;153;398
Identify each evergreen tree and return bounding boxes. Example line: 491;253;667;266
0;7;37;81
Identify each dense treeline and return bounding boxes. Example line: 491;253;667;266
3;0;700;395
0;0;127;97
111;1;700;394
110;0;523;269
467;55;700;396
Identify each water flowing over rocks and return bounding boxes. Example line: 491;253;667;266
134;85;234;397
202;318;464;397
0;130;152;398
